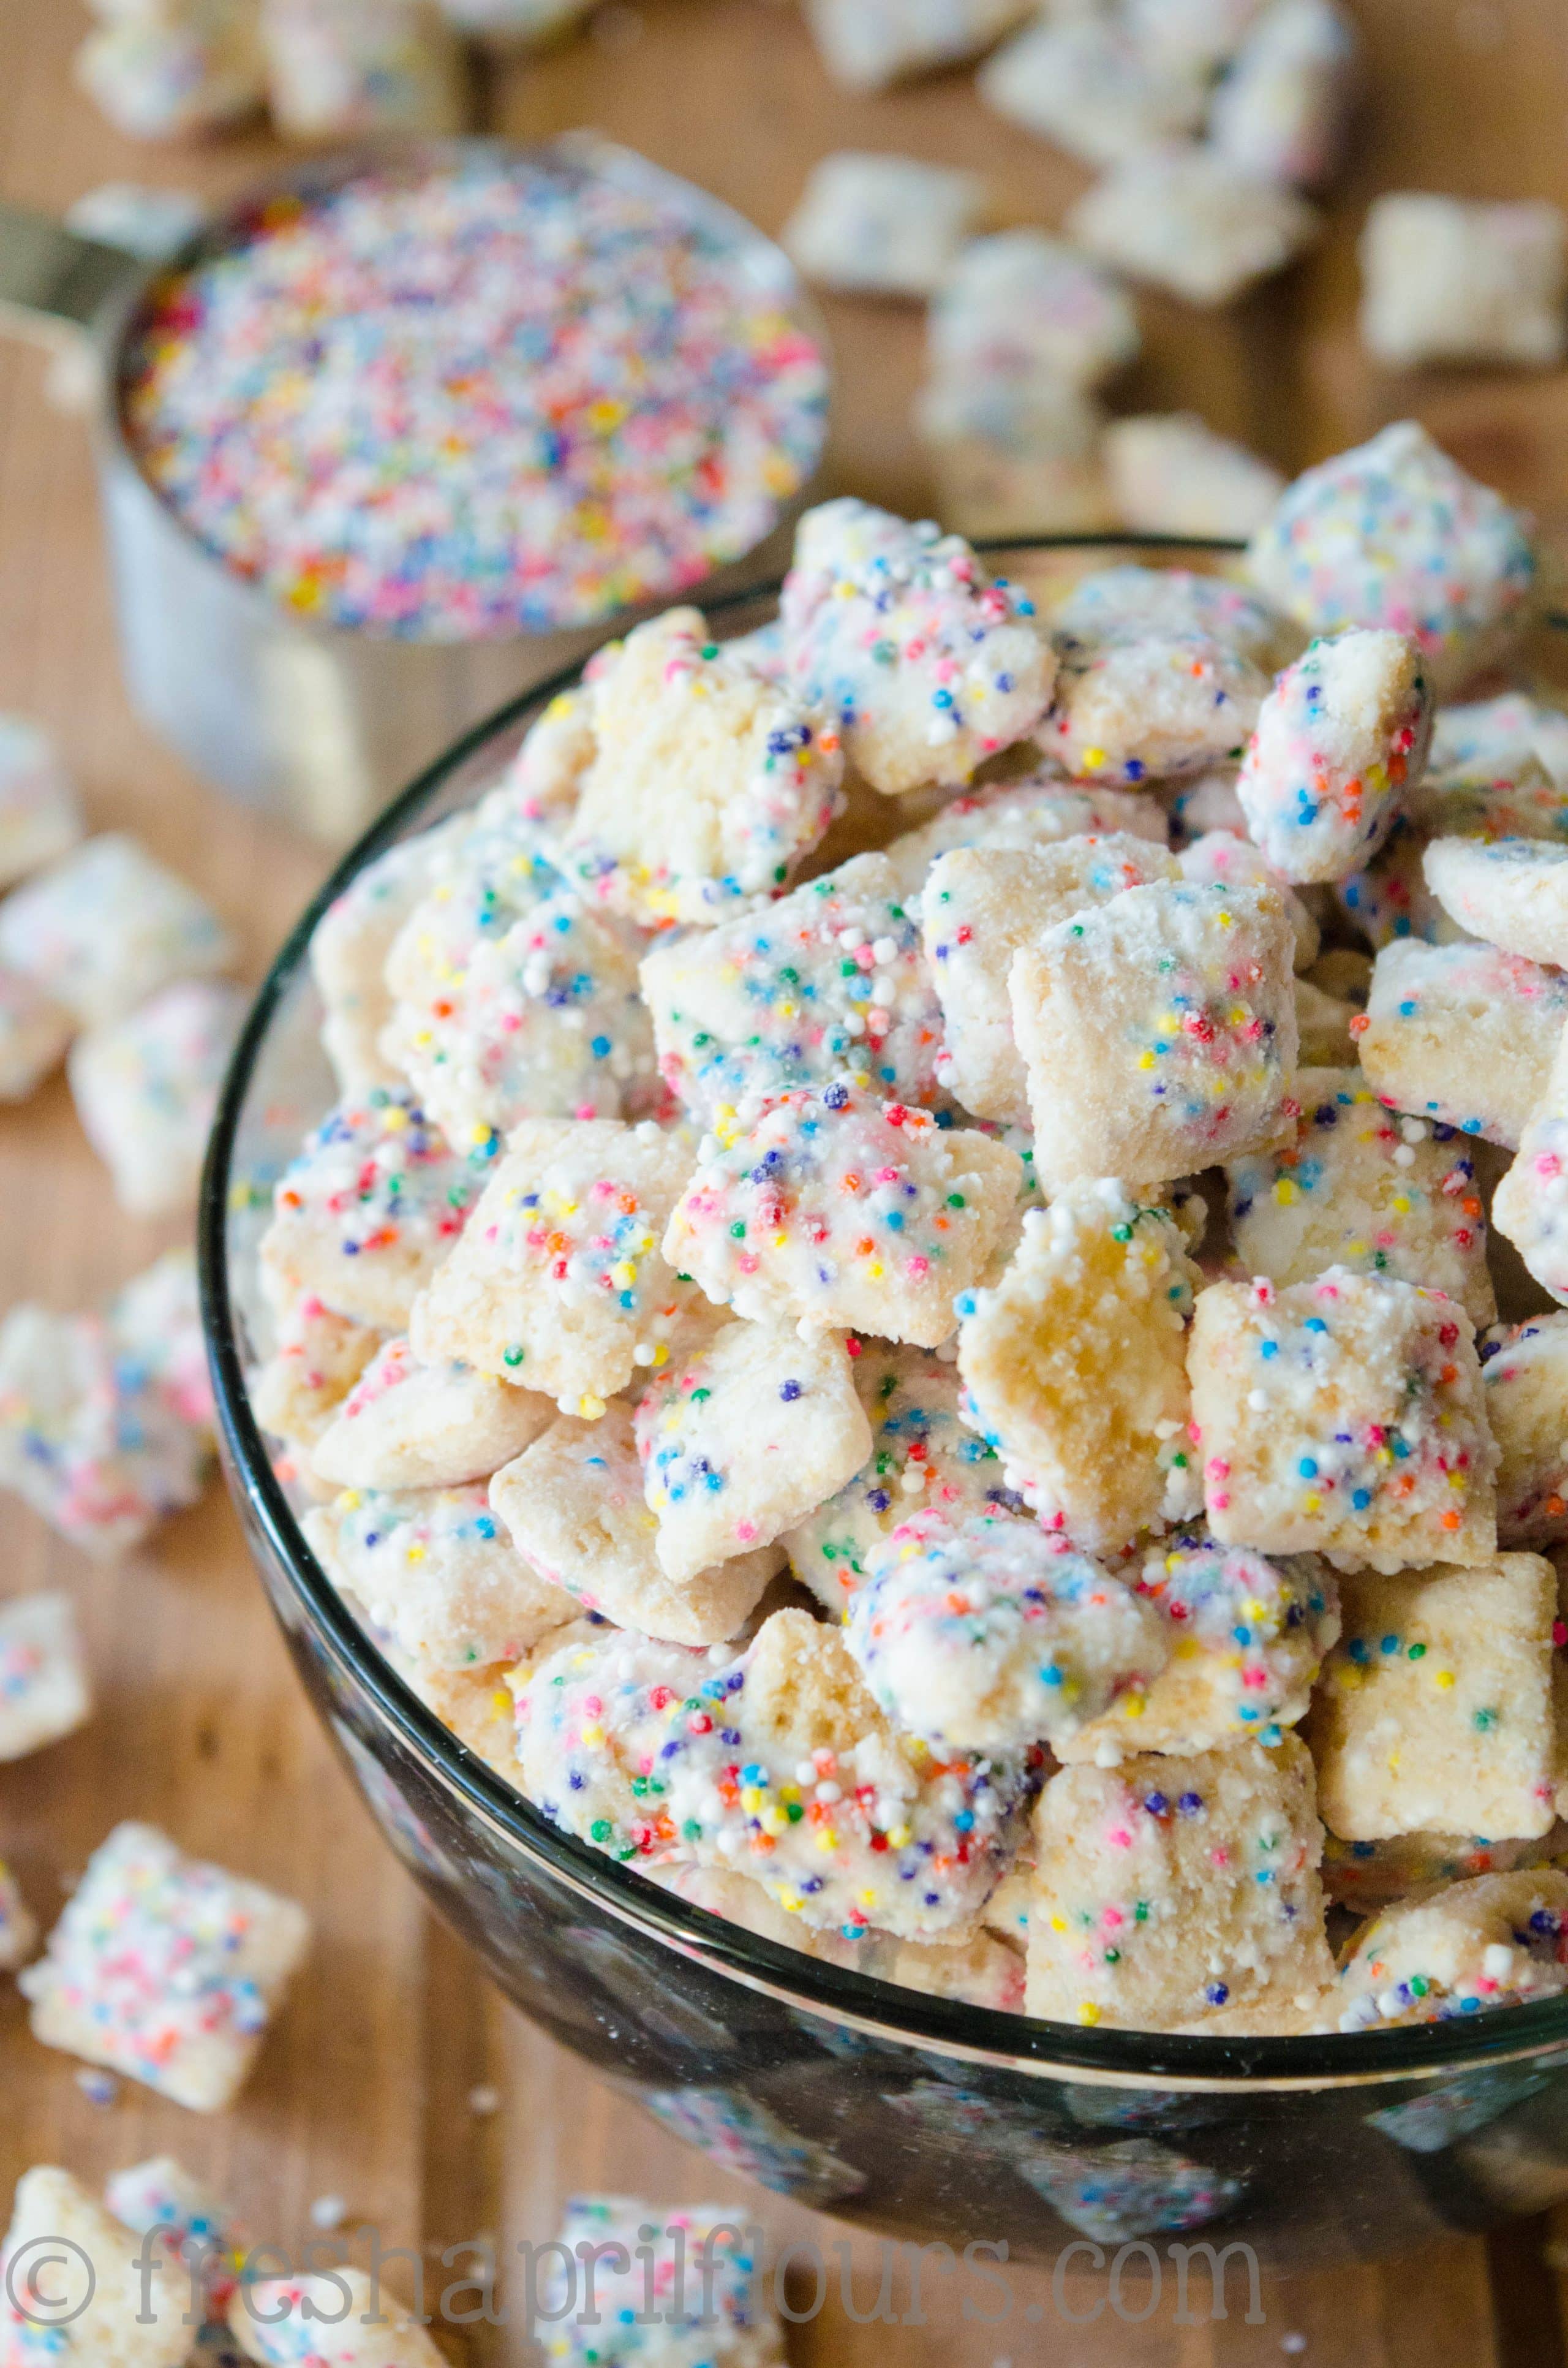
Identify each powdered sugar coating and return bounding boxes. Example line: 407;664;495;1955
1335;1868;1568;2028
1357;936;1568;1147
0;1591;91;1763
310;1334;555;1490
1480;1315;1568;1541
304;1481;574;1672
1236;627;1432;883
1423;835;1568;968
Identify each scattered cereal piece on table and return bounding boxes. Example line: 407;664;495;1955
532;2198;785;2367
1105;412;1286;540
978;15;1207;166
0;834;235;1029
0;715;82;891
229;2268;445;2366
780;499;1055;796
0;1861;36;1971
801;0;1030;89
1480;1316;1568;1543
1124;0;1269;75
104;2154;246;2342
491;1399;781;1645
76;5;265;140
310;815;472;1096
20;1823;311;2111
957;1184;1200;1548
1188;1267;1498;1572
0;1591;91;1762
1027;1735;1334;2030
68;979;247;1218
1335;1867;1568;2028
1177;828;1319;967
635;1320;870;1584
663;1085;1022;1345
845;1508;1169;1751
1236;627;1432;883
1360;194;1567;369
1066;145;1319;308
64;183;206;262
1356;936;1568;1147
1208;0;1359;190
1423;836;1568;968
914;371;1112;542
1246;421;1536;697
1009;878;1298;1190
1308;1554;1558;1840
927;229;1140;394
0;966;72;1101
1492;1031;1568;1305
0;2165;189;2365
782;151;986;298
260;0;468;140
409;1118;697;1408
1225;1064;1496;1324
310;1335;555;1491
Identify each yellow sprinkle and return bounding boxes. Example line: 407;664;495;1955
1436;1670;1455;1689
1050;1913;1068;1932
578;1393;607;1420
1078;2002;1101;2026
1081;746;1106;770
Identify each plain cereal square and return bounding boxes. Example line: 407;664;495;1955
1480;1315;1568;1541
1189;1268;1499;1572
1009;879;1298;1190
1308;1556;1558;1840
1356;938;1568;1148
1026;1736;1334;2029
309;815;470;1095
0;1591;91;1761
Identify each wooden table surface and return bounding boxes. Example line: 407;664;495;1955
7;0;1568;2360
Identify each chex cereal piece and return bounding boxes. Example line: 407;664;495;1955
518;1606;1028;1939
1067;146;1318;308
410;1119;696;1409
1246;421;1536;697
1236;627;1432;883
0;1859;36;1970
0;834;234;1029
663;1086;1021;1345
533;2198;785;2368
109;1249;213;1434
1493;1034;1568;1305
1356;937;1568;1147
1052;562;1288;669
1430;692;1568;789
1040;627;1269;789
802;0;1029;89
1061;1530;1338;1765
0;965;71;1099
260;1087;500;1333
1480;1317;1568;1542
490;1401;780;1645
381;792;563;1039
885;773;1166;897
105;2155;246;2347
1423;837;1568;968
1321;1827;1548;1913
557;610;844;926
309;814;470;1095
1009;879;1297;1190
783;1341;1021;1608
1188;1268;1498;1572
1225;1065;1495;1324
20;1823;309;2111
260;0;466;140
640;852;943;1120
310;1336;554;1490
229;2268;445;2367
304;1481;575;1672
928;229;1140;395
1125;0;1268;74
251;1293;382;1476
1027;1736;1333;2029
924;834;1181;1124
1308;1556;1558;1841
1360;195;1567;369
500;686;598;814
845;1510;1169;1752
1294;974;1360;1064
1209;0;1359;189
1177;829;1319;968
0;716;82;890
957;1185;1200;1549
635;1322;872;1583
1335;1867;1568;2029
0;1302;210;1558
68;979;247;1217
76;7;265;141
977;15;1207;166
782;153;985;298
0;2166;188;2367
0;1591;91;1761
779;499;1055;797
914;373;1112;541
1105;413;1286;540
856;1926;1026;2011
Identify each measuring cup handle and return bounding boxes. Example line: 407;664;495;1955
0;199;145;348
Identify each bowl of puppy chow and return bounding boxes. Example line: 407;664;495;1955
203;420;1568;2270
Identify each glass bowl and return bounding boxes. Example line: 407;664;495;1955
200;537;1568;2275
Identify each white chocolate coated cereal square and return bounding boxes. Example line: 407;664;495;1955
635;1322;872;1583
1189;1268;1498;1572
780;500;1055;797
20;1822;310;2111
923;834;1181;1124
1209;0;1358;191
1430;693;1568;789
260;0;467;140
782;152;985;298
69;978;247;1217
1066;146;1318;307
490;1399;780;1644
229;2268;447;2367
304;1481;575;1672
1493;1034;1568;1305
1335;1868;1568;2029
915;374;1113;541
0;2166;188;2367
957;1185;1201;1550
802;0;1030;89
531;2200;786;2368
309;814;471;1095
0;714;82;890
928;229;1140;394
77;7;266;141
0;964;72;1099
884;773;1167;898
1105;413;1286;540
978;15;1207;167
409;1118;696;1410
1308;1556;1558;1841
1226;1065;1496;1325
1027;1736;1333;2029
1051;563;1288;668
0;834;235;1029
641;852;943;1121
1480;1315;1568;1542
1177;829;1319;968
250;1292;382;1472
1009;879;1298;1190
1246;422;1536;697
1038;630;1268;789
1357;937;1568;1148
0;1591;91;1761
1360;195;1567;369
310;1335;556;1490
663;1086;1022;1344
1423;837;1568;968
1236;627;1432;883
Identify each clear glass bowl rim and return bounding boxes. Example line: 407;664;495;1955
198;531;1568;2094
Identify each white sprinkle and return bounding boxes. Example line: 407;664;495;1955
468;2084;502;2116
1248;1389;1268;1410
1482;1943;1515;1981
1281;2337;1308;2357
1400;1118;1428;1144
310;2195;347;2232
